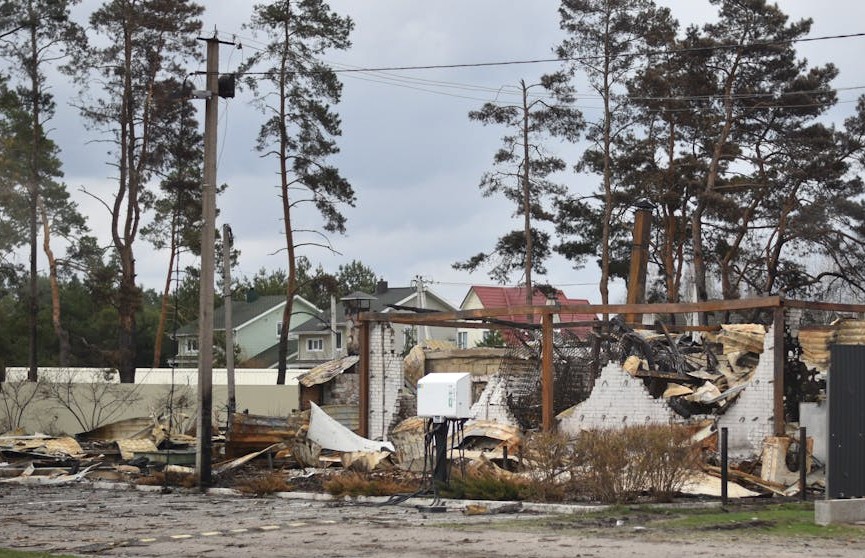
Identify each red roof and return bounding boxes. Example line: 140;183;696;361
464;286;597;337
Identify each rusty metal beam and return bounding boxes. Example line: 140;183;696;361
542;313;554;432
773;306;785;436
358;321;370;438
783;299;865;313
358;296;783;326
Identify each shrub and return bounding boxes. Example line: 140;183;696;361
573;423;699;503
639;424;700;501
441;470;530;501
522;431;576;502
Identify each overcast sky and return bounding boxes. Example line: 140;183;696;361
22;0;865;307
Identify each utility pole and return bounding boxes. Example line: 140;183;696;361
223;223;236;424
330;295;337;360
414;275;430;345
195;33;234;489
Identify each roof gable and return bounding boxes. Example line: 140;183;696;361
177;295;319;335
462;285;597;333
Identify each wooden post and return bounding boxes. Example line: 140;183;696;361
773;305;785;436
624;201;654;325
358;320;370;438
541;312;554;432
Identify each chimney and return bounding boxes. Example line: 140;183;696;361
375;280;388;295
246;288;258;303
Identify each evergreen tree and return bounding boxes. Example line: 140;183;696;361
683;0;820;312
141;78;208;368
0;0;86;374
556;0;674;306
69;0;203;382
454;75;582;305
242;0;354;384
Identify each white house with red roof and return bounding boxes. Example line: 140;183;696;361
457;285;597;349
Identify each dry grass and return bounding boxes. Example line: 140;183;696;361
234;472;292;495
136;470;198;489
323;472;419;497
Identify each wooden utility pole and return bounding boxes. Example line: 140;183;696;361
223;223;236;423
196;35;220;488
358;320;370;438
541;313;555;431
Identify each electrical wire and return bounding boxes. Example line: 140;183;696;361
225;31;865;75
211;25;865;112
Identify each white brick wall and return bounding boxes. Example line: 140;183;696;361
365;321;779;457
717;324;776;456
367;323;403;441
558;324;778;459
469;374;518;425
558;362;684;435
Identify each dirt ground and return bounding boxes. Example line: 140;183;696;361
2;482;865;558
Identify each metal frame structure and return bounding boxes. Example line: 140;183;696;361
355;296;865;438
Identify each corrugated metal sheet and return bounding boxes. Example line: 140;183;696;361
76;417;156;441
297;355;359;387
828;345;865;498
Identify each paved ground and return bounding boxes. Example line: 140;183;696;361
2;482;865;558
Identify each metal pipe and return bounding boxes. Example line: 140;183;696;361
223;224;235;424
799;426;808;501
721;427;728;506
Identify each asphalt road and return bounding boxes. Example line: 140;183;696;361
2;482;864;558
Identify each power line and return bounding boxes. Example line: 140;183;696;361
329;31;865;74
219;30;865;76
208;28;865;116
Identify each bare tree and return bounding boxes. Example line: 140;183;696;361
39;368;142;432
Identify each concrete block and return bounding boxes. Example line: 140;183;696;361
815;498;865;525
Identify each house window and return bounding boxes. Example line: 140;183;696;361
335;332;343;350
277;321;283;338
307;338;323;352
457;331;468;349
186;338;199;354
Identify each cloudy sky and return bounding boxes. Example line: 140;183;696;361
28;0;865;307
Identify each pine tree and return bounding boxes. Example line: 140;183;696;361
242;0;354;384
0;0;87;374
141;78;205;368
556;0;674;306
454;75;582;304
69;0;203;382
